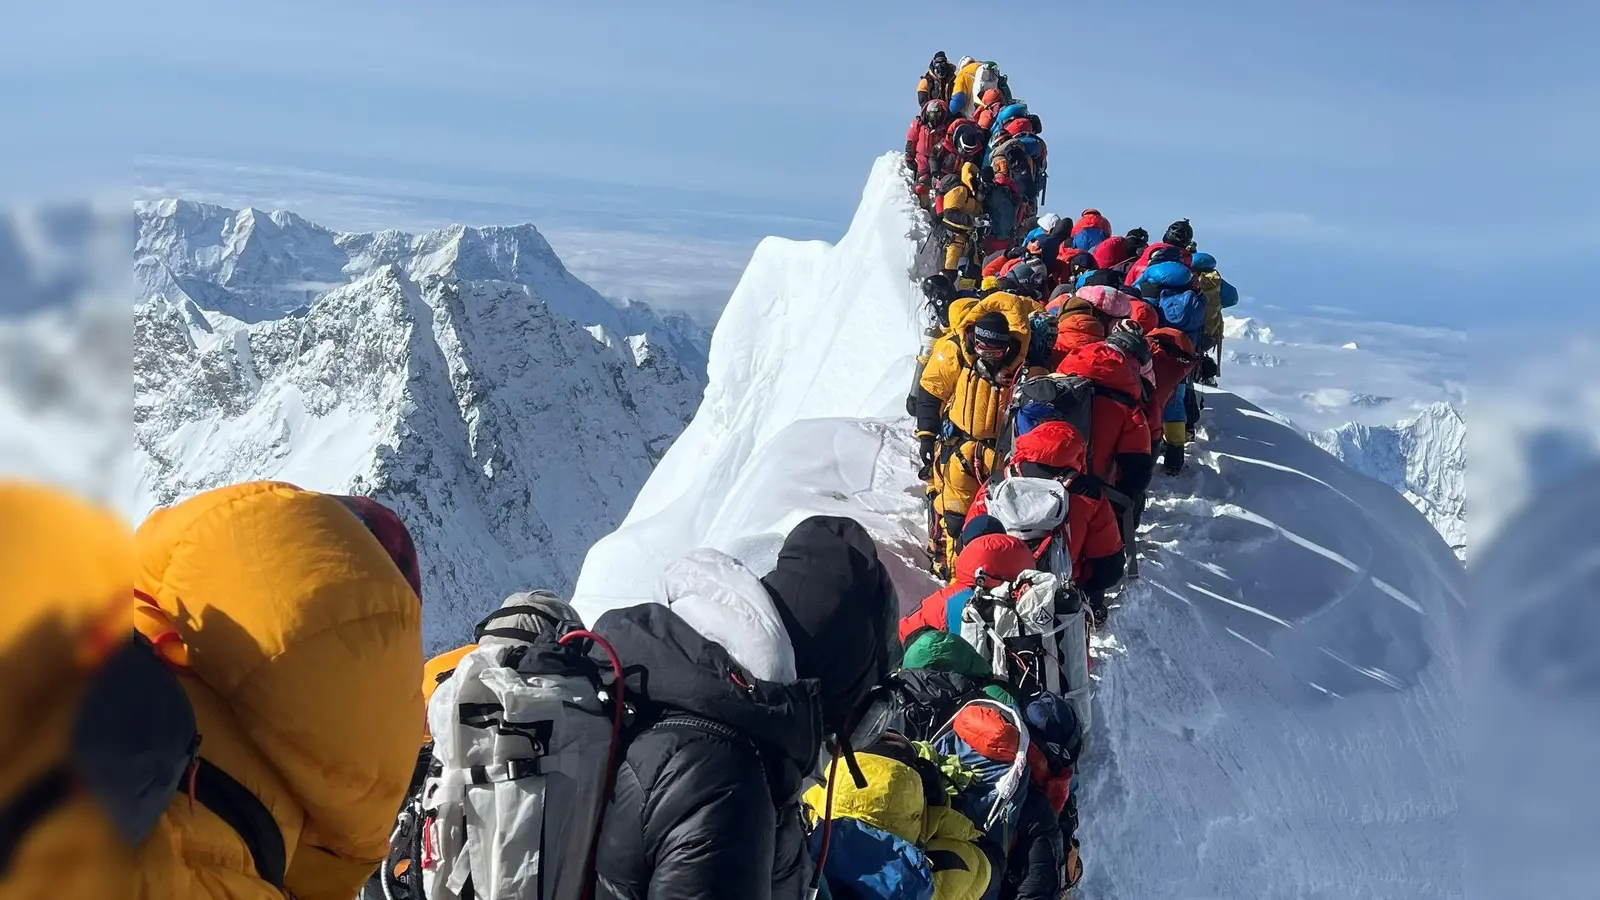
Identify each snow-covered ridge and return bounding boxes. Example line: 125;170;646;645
575;151;1462;895
136;201;711;650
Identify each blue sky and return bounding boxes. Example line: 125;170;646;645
6;0;1595;325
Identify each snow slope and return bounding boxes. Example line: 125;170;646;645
574;152;1464;897
136;202;710;651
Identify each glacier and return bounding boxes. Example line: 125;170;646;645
575;152;1464;897
134;200;711;650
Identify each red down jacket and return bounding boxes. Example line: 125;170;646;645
905;117;951;182
1053;343;1152;489
899;534;1035;641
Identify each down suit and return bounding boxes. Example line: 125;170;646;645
915;293;1040;548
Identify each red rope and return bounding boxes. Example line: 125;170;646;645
559;629;626;900
810;749;842;894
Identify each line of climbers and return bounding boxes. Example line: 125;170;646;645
905;54;1241;605
1;57;1246;900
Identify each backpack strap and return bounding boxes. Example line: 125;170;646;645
0;758;287;891
1091;383;1140;409
192;758;288;890
0;766;70;876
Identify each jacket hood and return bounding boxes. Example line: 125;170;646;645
1052;306;1106;355
593;601;823;770
1057;342;1142;396
1072;210;1111;237
761;516;901;737
955;292;1033;367
953;533;1036;586
1092;236;1134;270
1012;420;1088;473
656;548;797;683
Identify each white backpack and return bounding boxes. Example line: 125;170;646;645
958;570;1093;749
421;630;625;900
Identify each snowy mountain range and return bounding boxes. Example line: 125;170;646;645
575;153;1463;897
134;199;711;649
1218;312;1467;558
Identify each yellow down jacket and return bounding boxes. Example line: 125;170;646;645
130;482;424;900
803;753;990;900
0;483;135;900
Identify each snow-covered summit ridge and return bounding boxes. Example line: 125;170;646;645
575;150;1462;895
573;152;935;614
136;202;710;651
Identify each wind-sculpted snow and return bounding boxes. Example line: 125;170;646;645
576;154;1463;896
136;203;710;651
1080;390;1462;897
573;153;943;617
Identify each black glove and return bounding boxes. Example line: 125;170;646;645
918;435;937;479
1199;355;1220;383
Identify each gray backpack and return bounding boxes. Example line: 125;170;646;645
418;592;630;900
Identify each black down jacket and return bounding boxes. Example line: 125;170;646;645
591;602;824;900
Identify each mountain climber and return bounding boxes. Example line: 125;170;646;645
915;293;1039;572
917;51;957;106
906;100;953;200
973;88;1007;131
1053;342;1155;526
950;56;982;116
984;117;1045;247
1091;234;1138;278
1070;209;1111;251
125;482;425;900
591;515;900;900
932;700;1071;900
936;161;987;279
899;533;1037;640
940;119;989;175
364;590;584;900
1145;325;1202;476
965;420;1126;616
1139;318;1203;477
980;228;1057;290
1022;694;1086;892
801;736;993;900
1047;281;1136;364
1190;251;1228;381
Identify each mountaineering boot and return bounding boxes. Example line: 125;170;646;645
1162;440;1185;476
